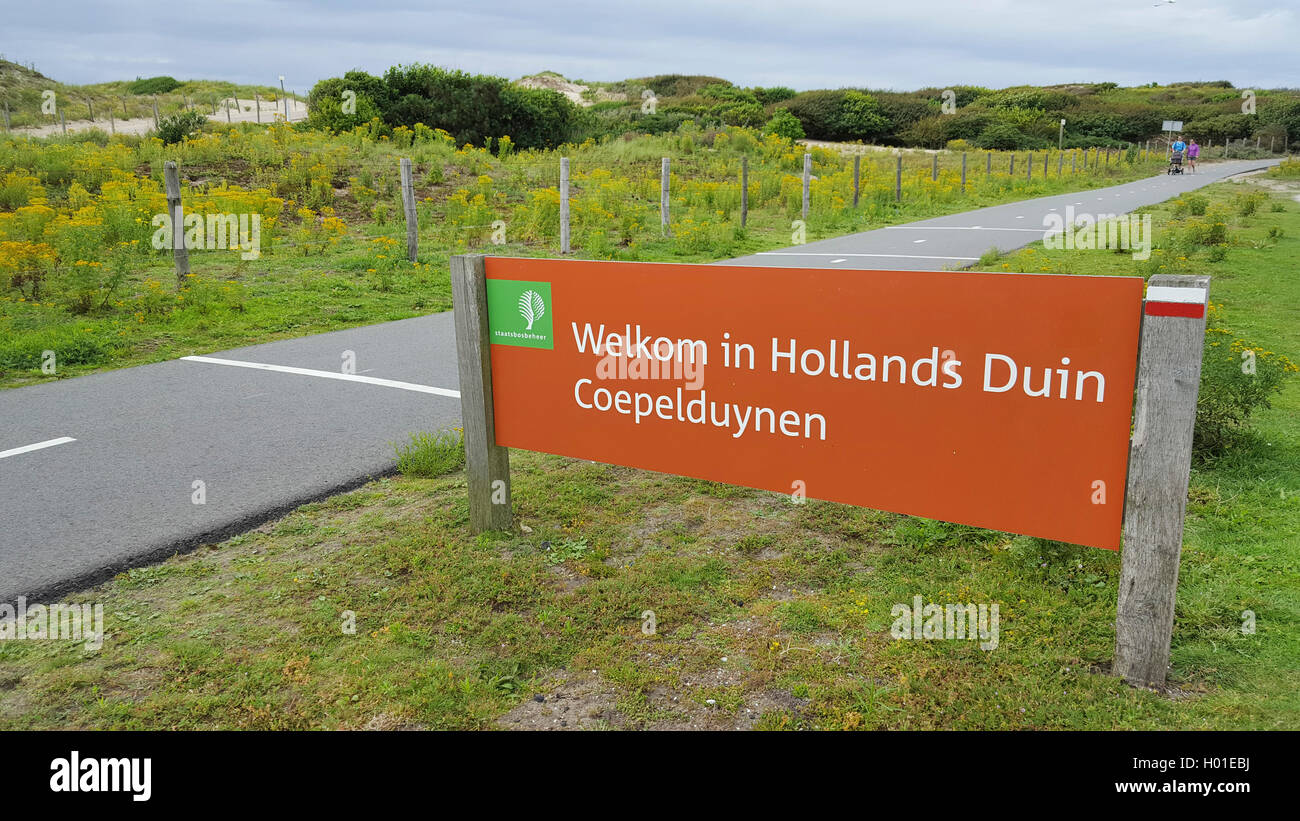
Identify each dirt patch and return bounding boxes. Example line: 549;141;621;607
496;673;626;730
495;668;809;731
360;712;426;731
1238;172;1300;197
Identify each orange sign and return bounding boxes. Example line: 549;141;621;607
484;257;1143;549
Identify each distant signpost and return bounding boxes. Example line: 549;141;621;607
450;255;1209;687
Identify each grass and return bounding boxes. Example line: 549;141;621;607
0;176;1295;731
395;429;465;478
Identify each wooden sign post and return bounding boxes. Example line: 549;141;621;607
450;254;513;531
1114;274;1210;686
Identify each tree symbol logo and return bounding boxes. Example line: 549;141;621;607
518;289;545;331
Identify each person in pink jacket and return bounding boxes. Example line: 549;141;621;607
1186;139;1200;173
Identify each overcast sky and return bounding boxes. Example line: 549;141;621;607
4;0;1296;93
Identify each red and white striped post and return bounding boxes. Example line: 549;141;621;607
1114;274;1210;687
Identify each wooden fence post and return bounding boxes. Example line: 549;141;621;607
163;161;190;286
1044;151;1049;177
87;99;94;121
894;152;902;202
255;95;261;123
1057;151;1063;176
985;151;992;175
400;158;418;262
661;157;670;237
960;152;967;193
1009;153;1015;176
852;154;860;207
60;110;66;135
741;155;749;225
559;156;570;254
1072;149;1077;174
109;111;114;135
2;101;8;131
152;98;159;127
1114;274;1211;687
931;152;938;181
801;152;811;219
449;254;513;534
1027;151;1033;181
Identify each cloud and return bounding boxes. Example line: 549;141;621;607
3;0;1296;91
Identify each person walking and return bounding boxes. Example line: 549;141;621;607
1169;135;1187;174
1186;138;1200;173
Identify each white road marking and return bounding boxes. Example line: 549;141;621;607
830;258;846;263
913;239;926;243
884;226;1041;232
181;356;460;397
757;252;979;261
0;436;76;461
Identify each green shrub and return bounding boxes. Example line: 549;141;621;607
156;109;208;144
753;86;797;106
762;108;804;141
1172;193;1208;217
394;429;465;477
781;89;889;142
345;63;581;150
1235;191;1268;217
127;76;181;95
974;122;1037;150
1179;210;1229;246
1196;306;1299;455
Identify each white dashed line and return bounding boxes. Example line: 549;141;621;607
757;252;979;261
0;437;76;461
830;258;846;263
181;356;460;397
884;226;1040;232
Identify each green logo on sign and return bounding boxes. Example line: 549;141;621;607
487;279;553;349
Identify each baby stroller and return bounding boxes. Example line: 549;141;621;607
1167;150;1185;175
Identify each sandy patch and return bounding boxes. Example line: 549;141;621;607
13;97;308;138
515;74;626;108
